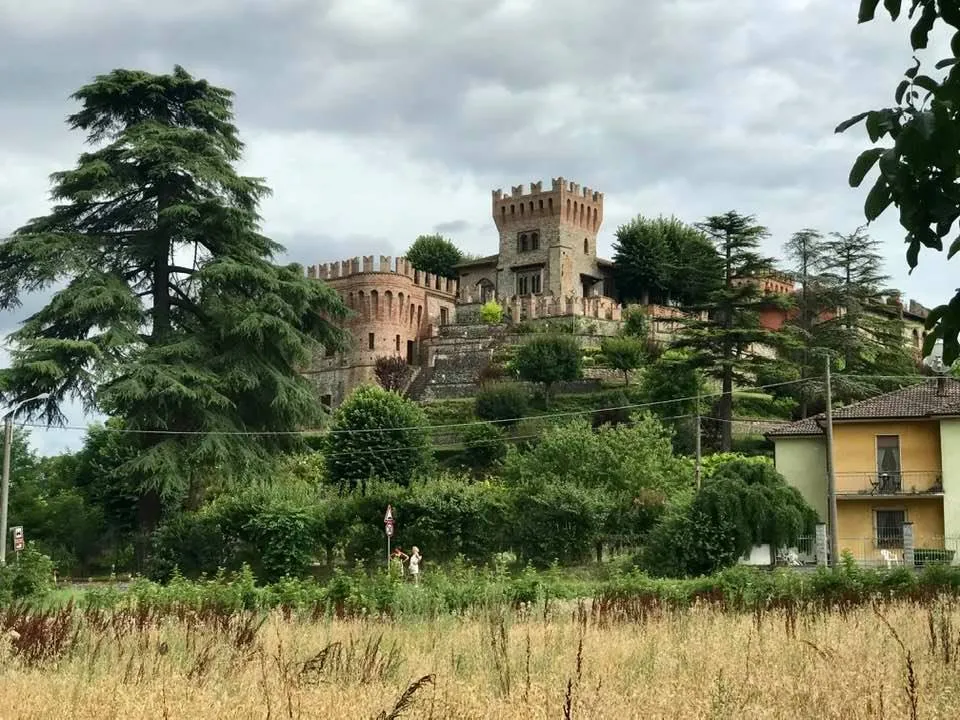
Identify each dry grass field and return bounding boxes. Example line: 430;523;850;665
5;600;960;719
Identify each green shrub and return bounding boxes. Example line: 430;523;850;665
325;385;432;492
514;334;582;404
600;336;647;384
475;383;529;428
0;544;55;600
461;422;508;471
508;482;599;567
643;458;817;578
480;300;504;324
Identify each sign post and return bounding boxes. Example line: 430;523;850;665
11;526;23;560
384;505;394;568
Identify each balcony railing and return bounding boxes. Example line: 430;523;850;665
835;470;943;496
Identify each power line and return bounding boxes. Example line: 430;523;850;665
12;377;814;438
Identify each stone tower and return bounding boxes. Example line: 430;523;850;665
491;177;605;300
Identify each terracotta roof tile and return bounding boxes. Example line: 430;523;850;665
765;379;960;438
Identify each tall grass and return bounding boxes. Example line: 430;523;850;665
5;597;960;718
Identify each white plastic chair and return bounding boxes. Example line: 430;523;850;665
880;549;900;568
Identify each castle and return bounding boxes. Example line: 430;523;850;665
303;177;622;407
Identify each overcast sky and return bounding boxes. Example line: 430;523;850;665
0;0;951;454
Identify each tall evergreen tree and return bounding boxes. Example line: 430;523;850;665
673;211;782;451
0;67;347;532
781;228;831;417
816;227;917;395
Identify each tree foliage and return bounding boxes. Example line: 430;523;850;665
479;300;504;324
642;457;818;577
324;385;431;492
502;416;692;499
513;335;582;403
640;350;705;454
0;67;347;526
612;215;722;306
373;356;410;394
474;383;529;428
406;234;463;279
816;227;918;394
672;211;785;451
839;0;960;362
600;336;647;384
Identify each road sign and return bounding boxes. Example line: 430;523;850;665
12;526;23;552
384;505;393;523
385;521;394;538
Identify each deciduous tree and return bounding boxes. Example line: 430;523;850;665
406;234;463;279
837;0;960;362
324;385;431;493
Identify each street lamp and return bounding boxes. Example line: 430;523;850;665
0;393;49;564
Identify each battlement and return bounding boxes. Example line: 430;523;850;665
492;177;603;231
305;255;458;296
491;177;603;203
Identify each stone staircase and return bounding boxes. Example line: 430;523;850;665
410;323;508;401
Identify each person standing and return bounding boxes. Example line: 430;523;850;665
408;546;422;585
391;547;408;577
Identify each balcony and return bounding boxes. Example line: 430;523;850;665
835;470;943;497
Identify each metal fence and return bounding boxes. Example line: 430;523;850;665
752;534;960;568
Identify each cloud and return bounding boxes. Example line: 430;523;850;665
0;0;954;452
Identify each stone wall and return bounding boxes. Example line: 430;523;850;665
304;254;457;407
492;177;606;301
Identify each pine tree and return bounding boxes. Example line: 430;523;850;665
816;227;917;396
0;67;347;530
781;228;831;416
673;211;783;451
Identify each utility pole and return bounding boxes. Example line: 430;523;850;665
694;387;702;490
823;355;839;567
0;393;49;565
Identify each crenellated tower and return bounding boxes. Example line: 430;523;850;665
491;177;605;299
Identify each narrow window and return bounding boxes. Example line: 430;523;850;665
320;394;332;409
875;509;906;548
395;334;401;352
876;435;902;492
368;333;375;350
440;307;449;325
584;238;589;254
532;274;541;294
531;232;539;251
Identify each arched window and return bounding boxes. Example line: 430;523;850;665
357;290;366;318
531;232;539;250
583;238;589;254
566;199;571;218
913;329;920;348
519;233;528;252
501;206;506;220
385;290;393;319
539;199;544;210
548;198;553;213
410;303;415;326
529;201;534;213
511;204;515;215
398;292;405;321
370;290;379;319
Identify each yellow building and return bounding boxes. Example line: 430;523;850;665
767;378;960;565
